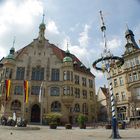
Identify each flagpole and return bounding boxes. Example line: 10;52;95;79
39;82;43;125
40;93;43;125
22;85;25;119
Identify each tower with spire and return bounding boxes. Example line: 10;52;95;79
125;26;139;54
5;37;15;62
63;42;73;63
38;13;46;43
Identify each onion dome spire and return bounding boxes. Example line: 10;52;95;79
6;37;15;60
38;13;46;41
63;42;73;63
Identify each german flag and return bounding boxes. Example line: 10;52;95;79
24;80;29;103
5;79;11;101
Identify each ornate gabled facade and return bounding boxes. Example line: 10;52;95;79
0;19;96;124
110;27;140;122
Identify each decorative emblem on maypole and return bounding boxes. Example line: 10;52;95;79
93;11;124;139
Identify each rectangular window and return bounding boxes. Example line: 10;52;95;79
89;79;93;88
83;90;87;99
67;71;70;81
63;86;70;95
50;87;60;96
31;67;44;81
75;88;80;98
119;77;124;86
129;73;133;82
74;75;79;84
136;88;140;97
9;69;13;79
116;93;120;102
16;67;25;80
63;71;70;81
5;68;9;78
31;86;40;95
135;57;139;65
133;72;138;81
51;69;59;81
90;91;93;99
114;79;118;87
121;92;126;101
63;71;67;80
14;86;23;95
82;77;87;86
71;72;73;81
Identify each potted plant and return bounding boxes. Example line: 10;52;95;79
77;114;87;129
45;113;62;129
65;123;72;129
105;124;111;129
118;121;125;129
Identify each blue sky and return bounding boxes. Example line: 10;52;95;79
0;0;140;91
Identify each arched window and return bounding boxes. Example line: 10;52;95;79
74;103;80;112
82;103;88;114
11;100;21;111
51;101;61;112
50;87;60;96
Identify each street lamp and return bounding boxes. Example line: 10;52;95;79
93;11;124;139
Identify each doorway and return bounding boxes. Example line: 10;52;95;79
31;104;40;123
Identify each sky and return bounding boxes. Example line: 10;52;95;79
0;0;140;92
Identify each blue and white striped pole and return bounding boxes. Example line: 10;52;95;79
99;10;121;139
109;80;121;139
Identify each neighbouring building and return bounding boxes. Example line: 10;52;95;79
0;19;96;124
97;85;110;122
109;27;140;122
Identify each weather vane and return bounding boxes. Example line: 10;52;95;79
92;10;124;139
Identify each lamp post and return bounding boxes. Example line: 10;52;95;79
93;11;124;139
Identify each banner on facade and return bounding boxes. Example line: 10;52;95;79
24;80;29;103
39;82;43;103
5;79;11;101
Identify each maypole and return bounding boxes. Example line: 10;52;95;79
93;11;124;139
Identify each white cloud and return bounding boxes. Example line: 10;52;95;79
61;36;93;68
91;68;105;79
46;20;59;34
0;0;43;36
0;0;44;58
100;37;121;51
108;38;121;49
0;46;7;58
78;24;90;47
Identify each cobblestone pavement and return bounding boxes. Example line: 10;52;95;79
0;125;140;140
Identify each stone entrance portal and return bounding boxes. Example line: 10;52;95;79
31;104;40;123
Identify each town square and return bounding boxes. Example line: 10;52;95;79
0;0;140;139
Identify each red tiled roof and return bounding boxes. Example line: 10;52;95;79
49;44;94;77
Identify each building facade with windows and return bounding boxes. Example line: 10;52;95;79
97;86;110;122
110;28;140;122
0;20;96;124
